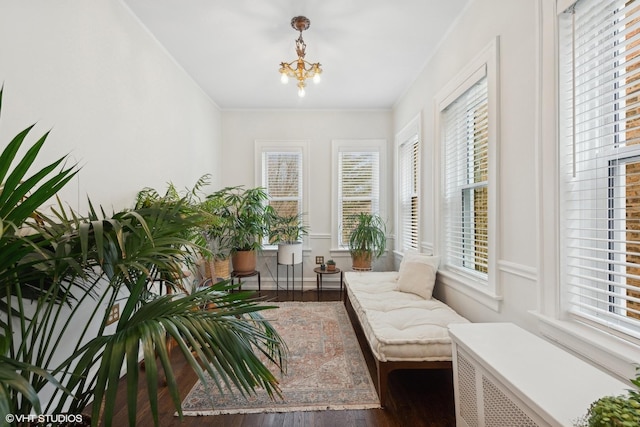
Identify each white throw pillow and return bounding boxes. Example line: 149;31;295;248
397;252;440;299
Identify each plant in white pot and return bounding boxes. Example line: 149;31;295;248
265;207;308;265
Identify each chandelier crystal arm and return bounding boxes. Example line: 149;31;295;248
295;34;306;59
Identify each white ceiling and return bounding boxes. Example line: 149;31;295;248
123;0;470;110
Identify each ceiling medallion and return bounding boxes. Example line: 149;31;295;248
278;16;322;98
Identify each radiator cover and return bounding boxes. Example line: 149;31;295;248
449;323;628;427
455;348;544;427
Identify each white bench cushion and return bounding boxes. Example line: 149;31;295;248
345;271;469;362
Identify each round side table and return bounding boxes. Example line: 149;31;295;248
313;267;343;294
230;270;261;292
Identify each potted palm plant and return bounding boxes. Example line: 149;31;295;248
265;207;308;265
135;175;224;280
0;88;286;427
196;192;234;280
347;212;387;271
207;186;269;274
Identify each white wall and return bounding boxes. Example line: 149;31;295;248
0;0;223;213
0;0;223;408
398;0;638;384
393;0;541;331
222;109;394;284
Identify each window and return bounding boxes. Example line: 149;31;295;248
263;151;302;217
435;37;498;306
255;141;308;244
338;151;379;246
397;118;420;252
443;77;489;278
332;140;385;248
559;0;640;340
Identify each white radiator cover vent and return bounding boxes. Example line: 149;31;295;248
482;375;538;426
457;353;478;427
449;323;629;427
454;347;546;427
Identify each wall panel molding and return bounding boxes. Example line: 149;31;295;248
497;260;537;282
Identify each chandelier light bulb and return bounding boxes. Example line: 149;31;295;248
298;86;306;97
281;73;289;84
313;73;321;84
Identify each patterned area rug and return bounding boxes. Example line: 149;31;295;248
180;301;380;415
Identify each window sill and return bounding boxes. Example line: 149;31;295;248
532;312;640;384
438;269;502;312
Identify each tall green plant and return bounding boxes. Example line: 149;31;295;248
347;212;387;259
264;206;308;244
199;194;234;261
134;174;217;253
0;87;287;426
0;86;80;421
206;186;269;252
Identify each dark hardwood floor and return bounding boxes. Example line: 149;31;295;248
95;290;456;426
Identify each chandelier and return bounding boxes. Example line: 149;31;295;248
279;16;322;98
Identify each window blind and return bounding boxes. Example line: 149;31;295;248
263;151;302;218
338;151;380;246
560;0;640;339
443;76;489;278
399;135;420;251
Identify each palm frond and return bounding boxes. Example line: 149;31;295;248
48;283;287;424
0;353;70;422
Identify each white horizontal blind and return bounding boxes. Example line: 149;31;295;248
399;135;420;251
263;151;302;218
560;0;640;339
443;77;489;279
338;151;380;246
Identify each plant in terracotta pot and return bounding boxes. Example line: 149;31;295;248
207;186;269;274
134;177;209;247
265;207;308;265
347;212;387;271
326;259;336;271
135;175;223;280
199;194;234;279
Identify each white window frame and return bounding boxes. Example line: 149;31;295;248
434;37;501;311
396;114;421;254
534;0;640;384
255;140;309;248
331;139;387;251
